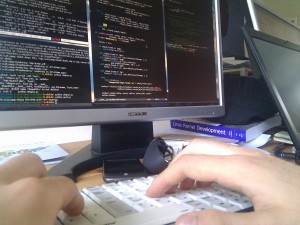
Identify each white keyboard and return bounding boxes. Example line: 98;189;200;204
57;176;253;225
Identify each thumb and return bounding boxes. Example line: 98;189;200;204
175;210;263;225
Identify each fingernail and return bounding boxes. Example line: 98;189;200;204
176;213;197;225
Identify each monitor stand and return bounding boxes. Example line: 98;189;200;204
48;122;154;182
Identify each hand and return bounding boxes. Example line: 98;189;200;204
0;153;84;225
147;138;300;225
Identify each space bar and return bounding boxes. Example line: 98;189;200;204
114;204;191;225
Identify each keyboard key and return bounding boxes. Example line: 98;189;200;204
114;203;192;225
57;212;92;225
81;194;115;224
131;199;155;212
185;199;212;210
186;189;209;199
170;191;195;203
212;201;241;212
228;197;252;209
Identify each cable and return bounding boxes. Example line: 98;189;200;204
273;143;295;160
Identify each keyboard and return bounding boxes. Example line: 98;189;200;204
56;176;253;225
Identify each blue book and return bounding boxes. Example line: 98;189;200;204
170;114;281;142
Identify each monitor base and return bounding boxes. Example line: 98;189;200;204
48;122;154;182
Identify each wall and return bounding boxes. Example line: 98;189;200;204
256;0;300;27
252;0;300;45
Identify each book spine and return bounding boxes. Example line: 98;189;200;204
170;120;246;141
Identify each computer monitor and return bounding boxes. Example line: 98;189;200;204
242;26;300;163
0;0;224;179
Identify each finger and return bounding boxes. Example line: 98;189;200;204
179;178;195;190
195;180;213;188
0;153;47;184
175;209;281;225
147;153;259;197
42;176;84;216
11;176;84;216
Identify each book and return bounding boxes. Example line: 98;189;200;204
170;114;281;142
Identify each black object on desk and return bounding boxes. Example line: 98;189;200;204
143;138;174;175
103;159;147;183
273;143;295;160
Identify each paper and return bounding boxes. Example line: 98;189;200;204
236;134;271;155
0;141;69;164
223;57;250;68
237;133;271;148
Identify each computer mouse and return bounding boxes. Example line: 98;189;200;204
143;138;173;174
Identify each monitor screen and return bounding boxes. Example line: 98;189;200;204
0;0;224;177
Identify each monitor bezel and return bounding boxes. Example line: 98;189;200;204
0;104;224;131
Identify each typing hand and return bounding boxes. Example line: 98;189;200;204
147;138;300;225
0;153;84;225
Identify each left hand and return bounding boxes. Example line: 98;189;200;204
0;153;84;225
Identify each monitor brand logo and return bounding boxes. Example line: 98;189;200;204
128;112;147;117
